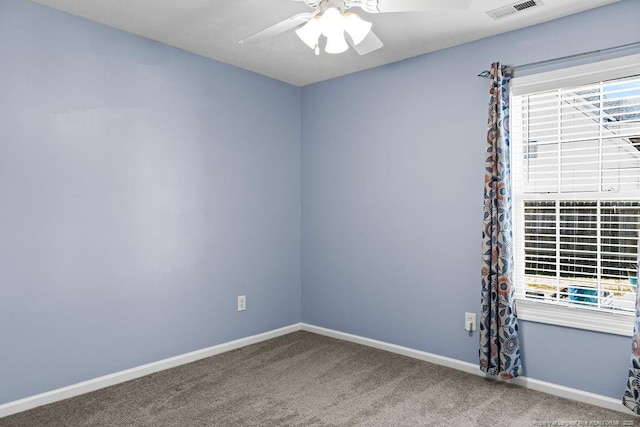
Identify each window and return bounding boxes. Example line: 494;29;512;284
511;54;640;336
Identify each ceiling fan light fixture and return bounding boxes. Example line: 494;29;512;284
295;16;321;49
343;12;371;45
324;31;349;54
319;7;344;36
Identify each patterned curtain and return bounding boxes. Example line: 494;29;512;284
623;244;640;413
479;63;522;379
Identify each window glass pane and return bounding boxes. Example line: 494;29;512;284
524;201;557;278
522;141;558;193
559;202;597;279
560;85;600;142
521;200;639;312
603;76;640;136
512;58;640;328
560;140;599;193
601;136;640;192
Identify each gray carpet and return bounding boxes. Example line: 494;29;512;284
1;331;637;426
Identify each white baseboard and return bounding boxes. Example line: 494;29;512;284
508;376;628;414
1;322;630;419
0;323;302;419
301;323;480;375
301;323;630;415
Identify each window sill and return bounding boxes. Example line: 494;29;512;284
515;298;635;337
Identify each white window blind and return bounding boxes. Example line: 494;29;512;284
511;55;640;335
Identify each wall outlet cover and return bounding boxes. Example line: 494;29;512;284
464;312;476;332
237;295;246;312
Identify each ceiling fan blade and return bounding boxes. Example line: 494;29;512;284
347;30;383;55
376;0;471;13
238;13;313;44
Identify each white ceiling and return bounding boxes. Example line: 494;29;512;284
30;0;621;86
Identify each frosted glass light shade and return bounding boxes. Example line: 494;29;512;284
343;12;371;45
324;31;349;54
319;7;343;36
295;17;321;49
296;7;371;54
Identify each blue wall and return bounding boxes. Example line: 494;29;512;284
301;0;640;399
0;0;301;404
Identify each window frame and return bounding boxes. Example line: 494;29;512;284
510;53;640;337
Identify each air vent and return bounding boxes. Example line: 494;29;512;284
487;0;544;20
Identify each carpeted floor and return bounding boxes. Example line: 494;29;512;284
1;331;638;426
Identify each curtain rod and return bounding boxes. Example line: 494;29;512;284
477;40;640;78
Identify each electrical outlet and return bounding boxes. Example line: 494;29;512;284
464;312;476;332
237;295;246;312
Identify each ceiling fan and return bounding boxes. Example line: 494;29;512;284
239;0;472;56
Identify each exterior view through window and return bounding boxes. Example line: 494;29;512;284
511;63;640;324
